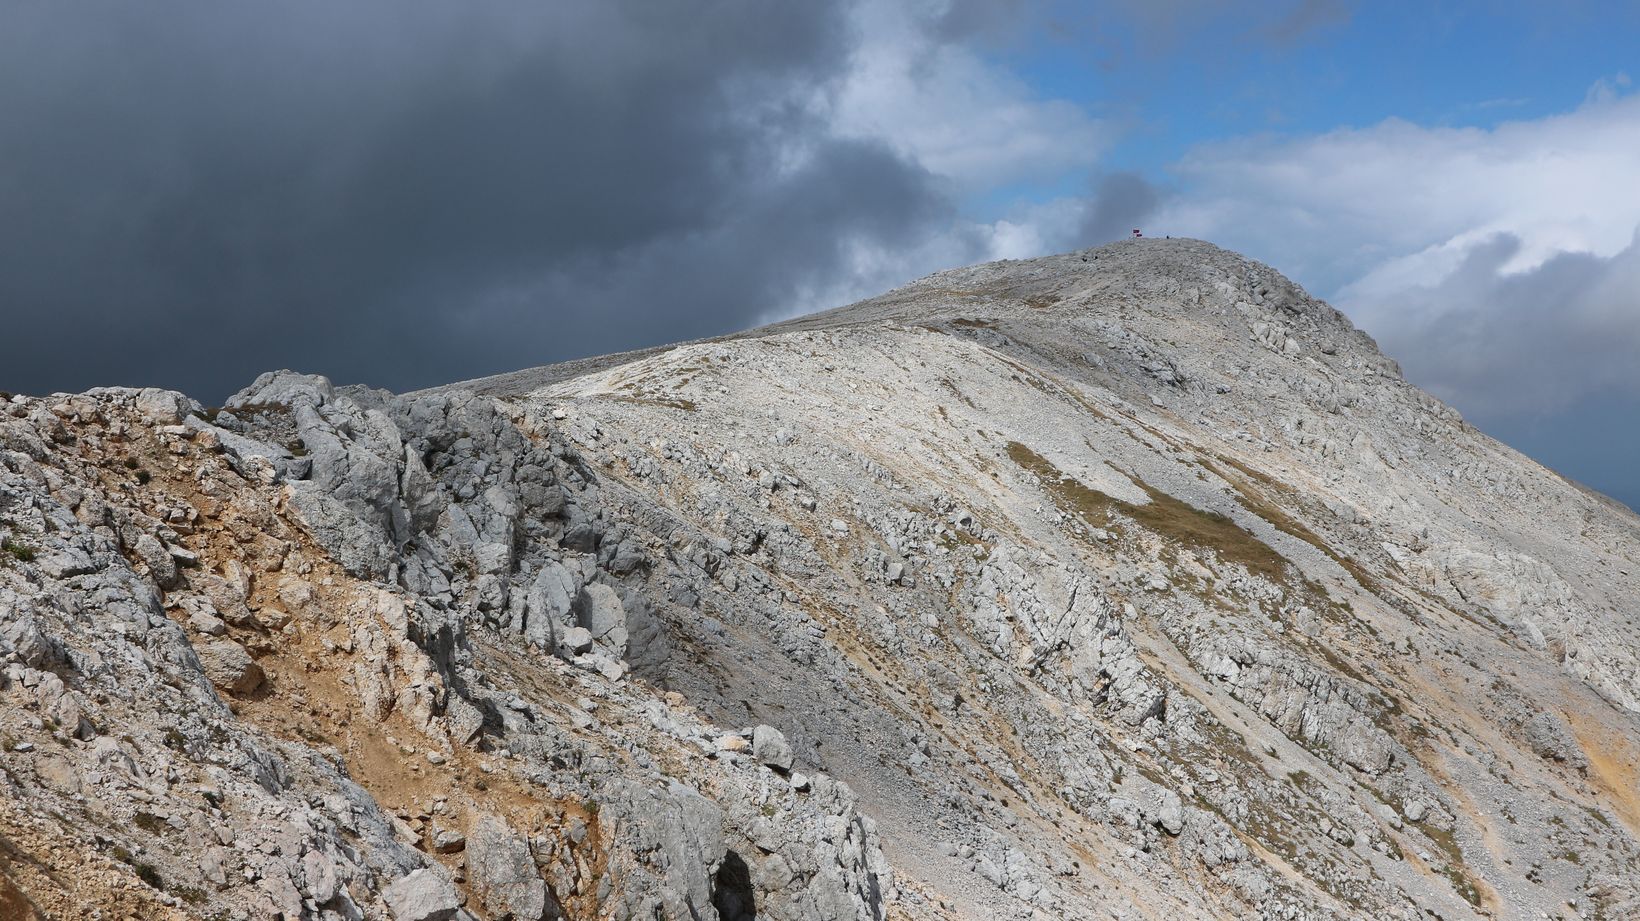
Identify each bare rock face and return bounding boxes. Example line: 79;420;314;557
3;239;1640;920
382;868;463;921
468;815;552;920
571;583;627;657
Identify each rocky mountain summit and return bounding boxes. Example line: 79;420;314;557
3;238;1639;920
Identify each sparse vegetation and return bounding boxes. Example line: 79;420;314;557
1421;821;1483;907
1442;864;1482;907
1207;455;1386;597
1008;441;1291;584
112;845;166;892
133;812;169;835
610;394;699;412
192;401;294;426
2;537;36;562
135;862;164;890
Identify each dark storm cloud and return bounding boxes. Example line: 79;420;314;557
0;1;971;400
1075;172;1164;245
1475;393;1640;514
929;0;1029;42
1358;229;1640;508
1367;231;1640;418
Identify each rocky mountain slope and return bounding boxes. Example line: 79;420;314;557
2;238;1638;920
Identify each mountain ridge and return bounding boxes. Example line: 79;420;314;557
1;239;1638;920
430;239;1401;400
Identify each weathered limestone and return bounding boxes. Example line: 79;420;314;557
3;240;1640;920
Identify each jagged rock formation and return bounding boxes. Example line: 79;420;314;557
2;238;1639;920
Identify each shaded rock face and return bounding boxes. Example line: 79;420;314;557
2;238;1640;921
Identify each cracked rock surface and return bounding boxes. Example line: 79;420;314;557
2;238;1639;920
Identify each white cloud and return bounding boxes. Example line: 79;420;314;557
1160;91;1640;290
748;0;1116;327
751;209;1064;327
1144;85;1640;417
831;0;1108;191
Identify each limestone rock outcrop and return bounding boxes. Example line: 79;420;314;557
2;238;1638;920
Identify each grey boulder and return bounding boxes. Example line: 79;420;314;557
382;868;462;921
753;724;795;773
195;639;265;696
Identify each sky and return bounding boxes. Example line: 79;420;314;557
0;1;1637;508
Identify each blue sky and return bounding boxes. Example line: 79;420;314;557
963;2;1640;210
